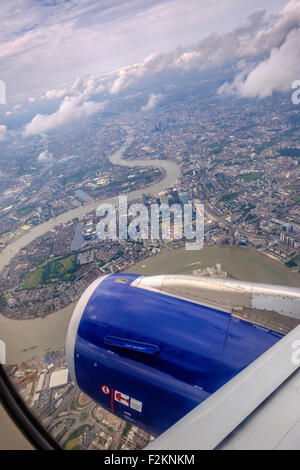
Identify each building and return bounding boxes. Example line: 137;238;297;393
49;368;69;389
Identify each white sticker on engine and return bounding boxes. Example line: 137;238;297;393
130;398;143;412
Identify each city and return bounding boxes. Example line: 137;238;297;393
0;0;300;452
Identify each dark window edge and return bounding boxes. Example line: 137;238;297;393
0;364;61;450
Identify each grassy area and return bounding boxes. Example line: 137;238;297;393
21;266;44;289
240;173;262;182
286;184;299;191
41;254;76;284
66;176;79;184
102;169;159;189
220;192;238;202
236;152;251;159
286;255;300;269
57;255;75;272
64;438;78;451
75;392;92;409
240;202;256;212
63;425;92;450
17;206;34;216
118;423;132;449
0;293;6;308
20;254;76;289
62;273;72;281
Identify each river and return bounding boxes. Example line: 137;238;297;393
0;128;181;271
126;245;300;286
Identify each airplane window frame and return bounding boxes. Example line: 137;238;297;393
0;364;61;450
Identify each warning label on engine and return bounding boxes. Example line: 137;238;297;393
114;389;143;412
114;390;130;406
101;385;110;395
130;398;143;412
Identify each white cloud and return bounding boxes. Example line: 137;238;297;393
141;93;163;111
106;9;273;95
41;74;106;104
219;0;300;98
105;1;300;101
0;0;287;102
0;0;294;108
109;70;134;95
43;76;82;100
37;150;53;163
23;94;106;136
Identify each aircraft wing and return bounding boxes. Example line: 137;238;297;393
147;322;300;450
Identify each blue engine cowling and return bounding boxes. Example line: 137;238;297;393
66;273;282;436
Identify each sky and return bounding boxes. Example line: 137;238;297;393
0;0;289;101
0;0;299;138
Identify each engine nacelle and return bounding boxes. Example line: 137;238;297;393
66;273;282;435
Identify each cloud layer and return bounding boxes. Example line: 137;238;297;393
141;93;163;111
218;0;300;97
56;0;297;101
0;0;287;102
24;94;106;136
3;0;299;137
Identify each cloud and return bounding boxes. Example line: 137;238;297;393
141;93;163;111
0;125;7;140
0;0;294;108
23;94;106;136
0;0;286;102
106;9;273;95
241;0;300;57
109;69;134;95
43;76;82;100
105;1;300;101
41;74;106;104
37;150;53;163
219;0;300;98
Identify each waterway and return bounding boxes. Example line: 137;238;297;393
0;128;181;271
126;245;300;287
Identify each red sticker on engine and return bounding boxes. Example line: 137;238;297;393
101;385;110;395
114;390;130;406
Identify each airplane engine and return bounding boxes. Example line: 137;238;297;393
66;273;283;435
